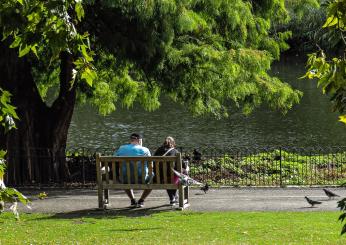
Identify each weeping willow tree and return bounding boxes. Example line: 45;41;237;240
0;0;302;184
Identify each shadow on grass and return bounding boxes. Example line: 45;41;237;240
109;227;162;232
32;204;182;220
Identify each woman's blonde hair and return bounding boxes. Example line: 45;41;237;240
163;136;176;148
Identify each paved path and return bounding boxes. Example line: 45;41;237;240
13;187;346;215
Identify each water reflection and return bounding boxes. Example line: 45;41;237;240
68;56;346;150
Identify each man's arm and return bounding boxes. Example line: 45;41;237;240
143;147;151;156
143;147;153;180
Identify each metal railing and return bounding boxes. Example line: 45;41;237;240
4;146;346;187
185;146;346;186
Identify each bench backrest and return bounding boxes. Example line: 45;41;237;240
96;153;182;189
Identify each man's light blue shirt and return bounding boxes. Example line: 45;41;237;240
114;144;151;183
115;144;151;157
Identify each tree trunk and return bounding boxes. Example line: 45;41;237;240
0;43;75;185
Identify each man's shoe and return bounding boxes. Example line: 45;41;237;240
137;199;144;208
130;199;137;208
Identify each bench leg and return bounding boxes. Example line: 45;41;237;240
178;184;184;209
184;185;189;202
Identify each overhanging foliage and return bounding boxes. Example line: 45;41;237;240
1;0;302;118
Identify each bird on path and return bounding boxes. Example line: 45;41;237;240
323;188;340;199
200;183;210;194
305;196;322;207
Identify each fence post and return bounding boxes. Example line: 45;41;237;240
82;148;85;185
279;147;283;187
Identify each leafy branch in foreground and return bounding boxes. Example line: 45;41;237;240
303;0;346;123
303;0;346;235
338;198;346;235
0;89;30;219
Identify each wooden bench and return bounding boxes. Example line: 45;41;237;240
96;153;189;209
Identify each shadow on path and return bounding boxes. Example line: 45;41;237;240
20;189;128;198
32;204;181;220
297;206;319;209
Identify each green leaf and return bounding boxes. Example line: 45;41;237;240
339;115;346;124
9;36;22;48
322;16;338;28
17;0;23;5
341;225;346;236
0;150;6;159
80;45;93;62
75;2;84;22
18;45;31;57
81;67;97;86
31;45;38;57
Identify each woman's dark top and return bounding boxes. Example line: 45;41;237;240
153;146;181;184
154;146;179;157
154;146;187;168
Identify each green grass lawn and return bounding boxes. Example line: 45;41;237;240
1;211;345;244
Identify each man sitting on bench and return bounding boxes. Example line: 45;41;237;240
114;133;152;208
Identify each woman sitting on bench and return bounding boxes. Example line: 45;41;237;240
154;136;188;205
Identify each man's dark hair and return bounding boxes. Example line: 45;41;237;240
130;133;142;140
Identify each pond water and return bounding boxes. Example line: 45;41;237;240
67;55;346;150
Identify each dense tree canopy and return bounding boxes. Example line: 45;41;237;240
0;0;302;183
2;0;302;116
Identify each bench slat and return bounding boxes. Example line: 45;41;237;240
126;160;131;184
112;161;116;183
170;162;174;183
105;162;109;184
119;161;123;183
163;161;167;184
102;183;178;190
99;156;178;162
141;162;145;184
155;161;160;184
148;162;153;184
134;161;138;184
